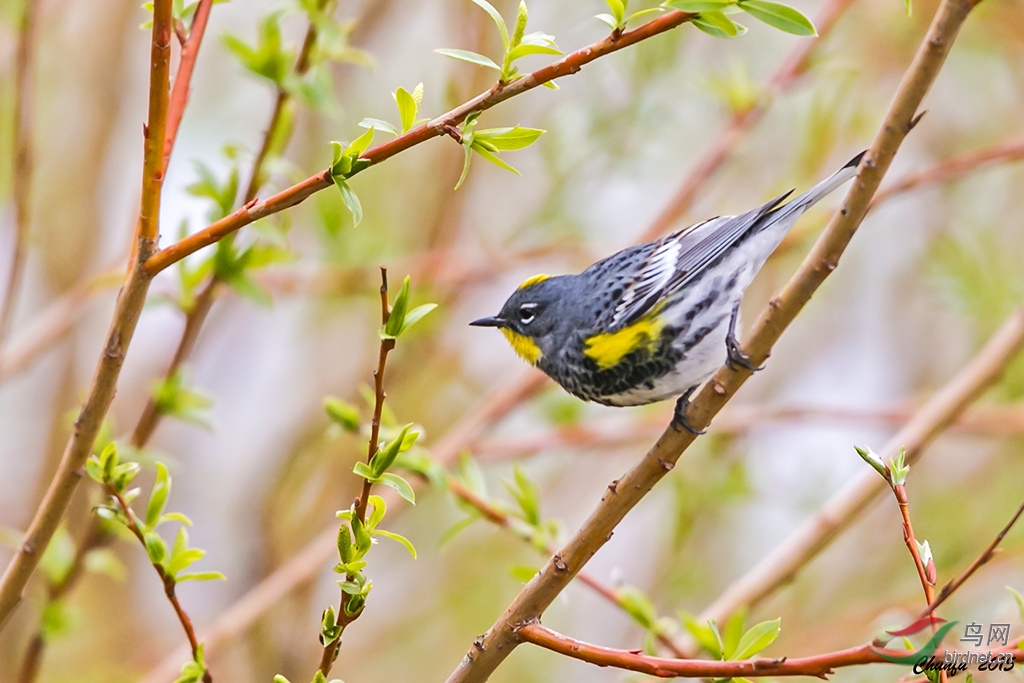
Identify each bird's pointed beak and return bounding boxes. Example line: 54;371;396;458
469;316;506;328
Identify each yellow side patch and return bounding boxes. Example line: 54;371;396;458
584;315;665;370
518;273;550;290
501;328;543;365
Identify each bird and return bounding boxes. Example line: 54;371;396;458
470;152;865;434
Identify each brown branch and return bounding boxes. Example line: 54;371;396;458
637;0;855;242
919;497;1024;618
894;484;937;605
0;0;38;349
518;622;1024;679
0;0;174;631
679;306;1024;655
108;489;210;682
444;0;982;679
446;477;687;658
140;10;699;275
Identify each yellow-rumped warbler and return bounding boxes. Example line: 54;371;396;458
471;152;864;433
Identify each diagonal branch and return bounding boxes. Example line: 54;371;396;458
443;0;981;679
682;306;1024;654
139;9;699;275
0;0;174;631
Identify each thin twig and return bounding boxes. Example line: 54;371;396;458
919;498;1024;618
0;0;38;348
109;489;210;682
444;0;982;679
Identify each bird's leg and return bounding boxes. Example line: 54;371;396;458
725;302;764;372
671;385;706;436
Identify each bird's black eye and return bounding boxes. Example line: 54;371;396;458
518;303;537;325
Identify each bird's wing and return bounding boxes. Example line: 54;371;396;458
611;191;792;327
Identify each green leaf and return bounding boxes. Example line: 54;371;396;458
384;276;411;338
691;10;745;37
454;146;473;190
168;548;206;577
378;472;416;504
512;1;528;46
84;548;126;581
144;532;167;565
366;495;387;530
39;526;76;585
736;0;816;35
595;13;618;29
471;144;521;175
723;608;747;658
146;462;171;528
395;87;417;133
325;397;360;432
434;48;500;71
337;525;354;563
1007;586;1024;626
618;586;659;631
353;461;376;480
372;528;417;558
334;179;363;227
506;43;563;62
665;0;735;11
160;512;193;526
470;0;509;50
359;117;399;137
348;125;375;158
503;465;541;525
731;618;781;660
474;126;545;151
400;303;437;335
176;571;227;582
605;0;626;24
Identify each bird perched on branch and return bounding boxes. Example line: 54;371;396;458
471;152;864;434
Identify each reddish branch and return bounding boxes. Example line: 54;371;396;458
164;0;215;165
518;622;1024;679
140;9;699;275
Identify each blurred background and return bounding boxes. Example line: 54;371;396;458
0;0;1022;681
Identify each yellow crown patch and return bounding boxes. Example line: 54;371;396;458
518;273;550;290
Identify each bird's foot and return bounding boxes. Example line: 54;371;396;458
725;334;764;373
671;387;706;436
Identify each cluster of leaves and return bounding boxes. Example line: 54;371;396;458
594;0;816;40
332;495;417;622
616;585;781;667
682;609;782;671
329;127;375;226
436;0;562;84
152;370;214;428
86;446;226;584
360;83;428;137
445;456;561;556
222;0;371;109
855;444;910;488
454;114;546;190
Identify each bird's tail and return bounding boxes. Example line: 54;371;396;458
771;150;866;220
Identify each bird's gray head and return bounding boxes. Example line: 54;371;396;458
469;274;568;365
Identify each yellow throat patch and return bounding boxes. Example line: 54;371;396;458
584;313;666;370
501;328;542;365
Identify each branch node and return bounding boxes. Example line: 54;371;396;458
552;554;568;572
442;124;463;144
